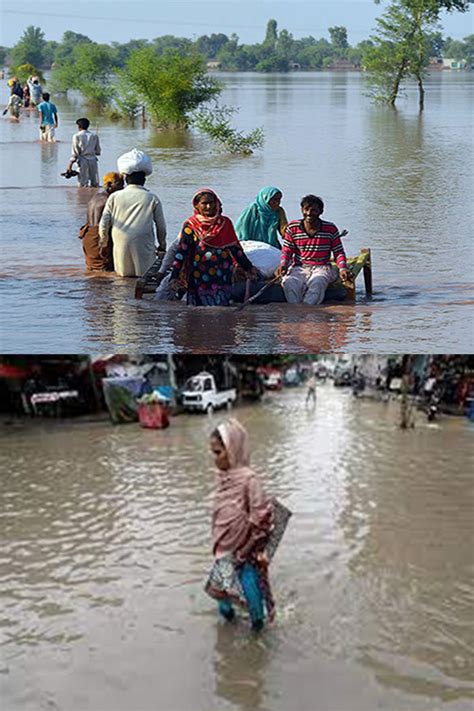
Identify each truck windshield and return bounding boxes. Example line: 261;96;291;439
185;377;203;392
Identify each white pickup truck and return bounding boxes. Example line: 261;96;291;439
181;372;236;413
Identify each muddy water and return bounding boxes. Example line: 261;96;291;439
1;386;473;711
0;71;473;352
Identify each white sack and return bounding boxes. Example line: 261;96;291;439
240;240;281;278
117;148;153;176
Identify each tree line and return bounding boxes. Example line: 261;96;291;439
2;11;473;76
1;0;472;117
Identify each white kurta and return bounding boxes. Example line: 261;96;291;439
99;185;167;277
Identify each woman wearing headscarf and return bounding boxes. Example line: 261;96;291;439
206;419;275;631
79;172;124;271
235;186;287;249
169;189;258;306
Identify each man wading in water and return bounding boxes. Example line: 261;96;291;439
66;118;101;187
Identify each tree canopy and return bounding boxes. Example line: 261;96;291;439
365;0;472;108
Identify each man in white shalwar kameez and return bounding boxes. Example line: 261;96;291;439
98;169;166;277
66;117;101;187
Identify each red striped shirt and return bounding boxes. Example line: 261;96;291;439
281;219;347;269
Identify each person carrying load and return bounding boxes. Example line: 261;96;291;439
99;148;167;277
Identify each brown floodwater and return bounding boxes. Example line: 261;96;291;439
0;71;473;353
1;386;473;710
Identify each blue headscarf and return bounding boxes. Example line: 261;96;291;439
235;186;282;249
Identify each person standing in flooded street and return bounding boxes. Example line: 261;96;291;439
79;172;124;271
305;373;317;405
206;420;276;631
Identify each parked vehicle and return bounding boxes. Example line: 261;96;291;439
239;366;264;400
283;367;301;387
181;372;236;413
314;364;328;379
334;368;352;387
262;370;283;390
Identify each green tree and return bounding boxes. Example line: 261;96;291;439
120;47;222;127
328;26;349;58
296;39;333;69
195;33;230;59
43;40;58;67
276;29;294;60
53;31;92;65
444;33;474;61
426;30;444;56
152;35;193;55
51;43;116;107
366;0;471;109
111;39;149;68
10;26;46;68
347;40;375;67
263;19;278;49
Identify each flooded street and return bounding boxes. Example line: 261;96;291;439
1;72;473;353
1;385;473;711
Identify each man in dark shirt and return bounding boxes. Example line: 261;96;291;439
79;172;124;271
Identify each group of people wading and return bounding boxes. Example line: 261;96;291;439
80;145;350;306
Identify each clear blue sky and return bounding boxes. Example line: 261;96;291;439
1;0;472;46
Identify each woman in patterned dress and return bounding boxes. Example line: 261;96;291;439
169;189;258;306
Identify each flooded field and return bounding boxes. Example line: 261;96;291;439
0;71;473;353
1;386;473;710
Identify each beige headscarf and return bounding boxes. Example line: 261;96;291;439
216;418;250;469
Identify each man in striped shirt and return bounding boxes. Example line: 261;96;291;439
279;194;349;305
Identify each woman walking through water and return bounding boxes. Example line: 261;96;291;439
169;189;257;306
205;419;290;631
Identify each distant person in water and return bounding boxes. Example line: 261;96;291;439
3;91;22;120
235;186;287;249
27;76;43;107
278;194;349;305
37;92;58;142
305;374;317;405
79;172;124;271
169;189;257;306
66;118;101;187
99;166;166;277
22;82;30;108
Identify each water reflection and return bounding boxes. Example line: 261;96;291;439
147;127;194;150
214;624;270;711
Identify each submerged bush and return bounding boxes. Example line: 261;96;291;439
193;105;264;155
120;47;222;128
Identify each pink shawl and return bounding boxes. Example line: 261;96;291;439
212;419;273;559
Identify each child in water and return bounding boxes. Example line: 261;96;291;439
205;419;276;631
